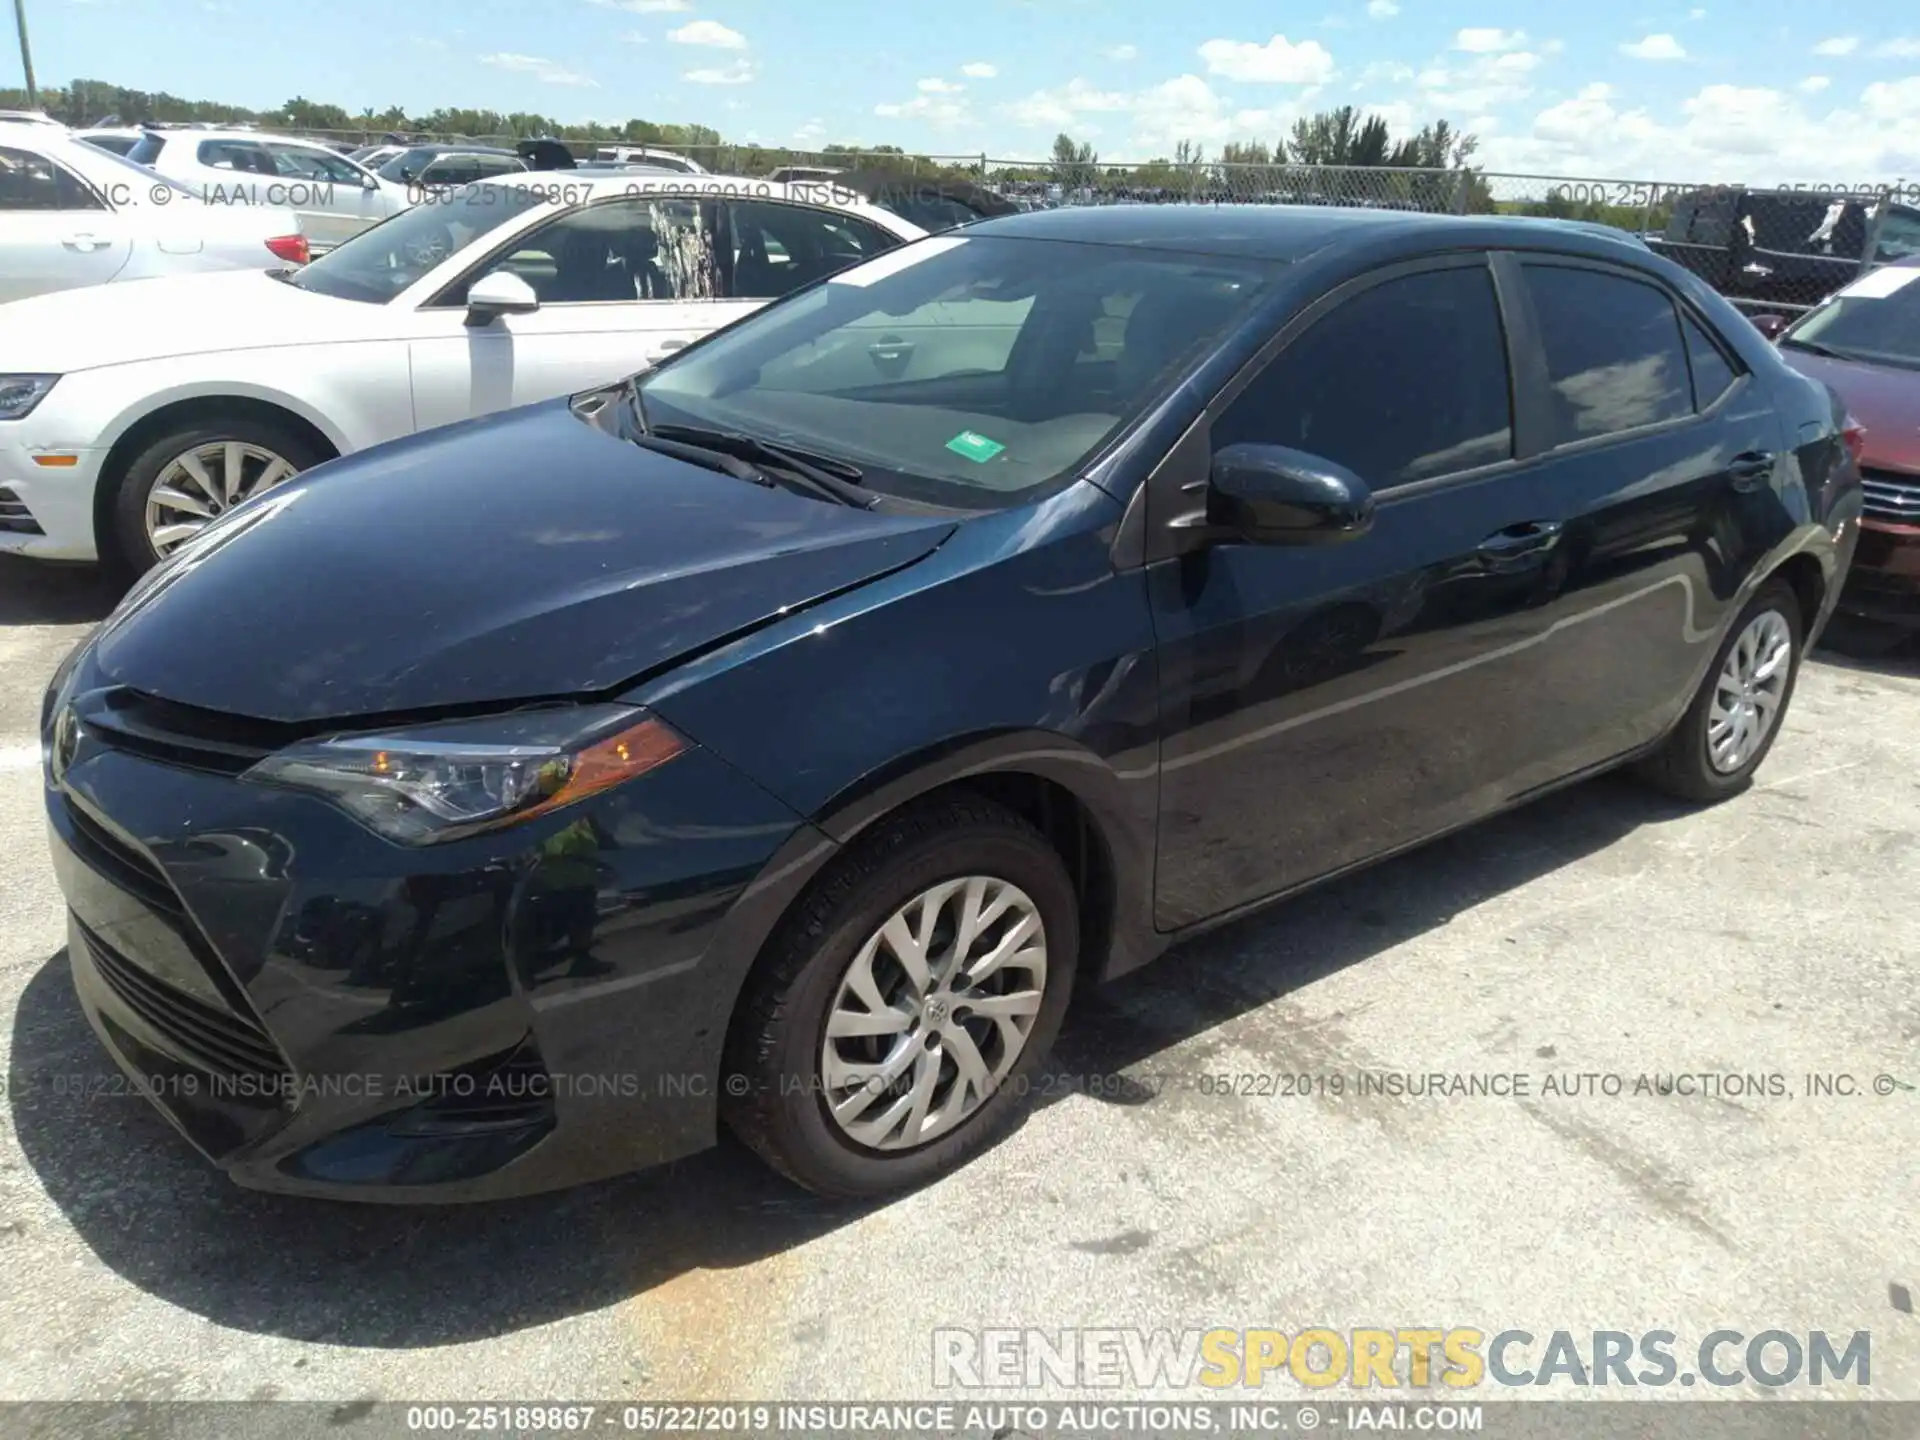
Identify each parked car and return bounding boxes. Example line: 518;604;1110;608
0;127;306;304
38;206;1857;1203
72;127;147;157
125;128;409;251
1647;186;1920;310
348;144;409;170
373;145;528;188
593;145;706;173
0;173;926;569
767;165;845;183
1755;259;1920;630
0;110;64;128
813;169;1019;233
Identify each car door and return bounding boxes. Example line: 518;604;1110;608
0;143;132;301
263;142;390;248
405;194;739;432
1489;254;1788;794
1148;255;1578;930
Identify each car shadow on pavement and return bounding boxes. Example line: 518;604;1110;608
8;770;1690;1349
0;558;125;628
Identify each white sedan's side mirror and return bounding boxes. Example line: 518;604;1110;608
465;270;540;327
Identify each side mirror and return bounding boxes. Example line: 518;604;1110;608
465;270;540;327
1749;313;1790;340
1206;443;1374;545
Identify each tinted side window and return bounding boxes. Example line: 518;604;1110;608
459;197;722;304
1524;265;1692;444
1212;265;1513;488
1681;313;1739;411
726;200;897;299
126;134;166;166
0;146;103;211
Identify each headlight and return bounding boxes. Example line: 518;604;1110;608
0;375;59;421
243;705;685;845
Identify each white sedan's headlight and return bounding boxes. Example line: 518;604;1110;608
0;375;59;421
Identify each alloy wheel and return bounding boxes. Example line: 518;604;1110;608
145;441;302;557
1706;608;1793;774
820;875;1048;1151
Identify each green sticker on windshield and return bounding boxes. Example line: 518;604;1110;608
946;430;1005;464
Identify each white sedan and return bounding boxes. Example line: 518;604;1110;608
0;173;926;569
125;128;411;252
0;127;308;303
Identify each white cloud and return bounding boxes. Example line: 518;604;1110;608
1621;33;1687;60
1811;36;1859;55
478;52;597;87
792;117;827;146
918;77;965;93
1875;38;1920;57
1454;27;1527;52
1481;78;1920;183
1358;60;1415;84
684;59;757;84
668;19;746;48
1541;38;1566;53
1366;0;1399;15
874;93;973;130
587;0;688;11
618;30;646;43
1003;77;1133;129
1798;74;1830;92
960;61;998;78
1416;48;1541;113
1103;44;1139;61
1197;34;1337;83
1688;7;1707;17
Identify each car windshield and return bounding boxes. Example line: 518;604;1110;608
1782;268;1920;370
286;182;553;303
634;235;1279;508
376;148;440;182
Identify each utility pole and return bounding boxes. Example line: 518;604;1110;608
12;0;36;109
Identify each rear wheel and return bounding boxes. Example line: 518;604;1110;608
109;419;322;573
1636;579;1803;802
722;794;1078;1198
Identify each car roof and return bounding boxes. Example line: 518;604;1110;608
468;171;922;226
962;203;1674;263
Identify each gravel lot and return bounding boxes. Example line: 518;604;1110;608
1;555;1916;1410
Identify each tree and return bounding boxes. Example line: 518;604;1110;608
1050;132;1098;191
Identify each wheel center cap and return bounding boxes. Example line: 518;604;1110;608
924;996;951;1026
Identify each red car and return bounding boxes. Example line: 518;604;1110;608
1756;259;1920;630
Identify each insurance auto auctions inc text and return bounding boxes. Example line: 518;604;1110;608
932;1328;1871;1392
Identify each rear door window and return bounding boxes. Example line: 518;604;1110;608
1522;264;1693;445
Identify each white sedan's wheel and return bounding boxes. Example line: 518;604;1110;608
145;441;303;558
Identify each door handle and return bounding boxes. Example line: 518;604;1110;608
646;337;691;361
1726;450;1775;492
61;234;104;252
1475;519;1564;565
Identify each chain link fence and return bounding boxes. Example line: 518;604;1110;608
239;126;1920;314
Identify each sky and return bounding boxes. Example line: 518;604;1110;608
12;0;1920;183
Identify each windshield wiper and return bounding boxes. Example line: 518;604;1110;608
648;424;875;509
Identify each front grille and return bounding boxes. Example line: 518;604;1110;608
1861;467;1920;525
64;802;185;921
0;485;43;536
80;922;292;1087
80;689;281;777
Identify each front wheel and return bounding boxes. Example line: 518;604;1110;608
109;419;322;573
1635;579;1803;802
722;794;1079;1198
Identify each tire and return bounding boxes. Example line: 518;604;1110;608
721;793;1080;1198
108;418;324;575
1635;579;1804;803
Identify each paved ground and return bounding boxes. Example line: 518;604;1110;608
1;554;1916;1409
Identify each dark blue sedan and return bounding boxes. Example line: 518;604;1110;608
42;205;1862;1201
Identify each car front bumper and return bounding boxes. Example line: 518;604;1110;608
44;675;828;1202
1838;519;1920;628
0;432;107;560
